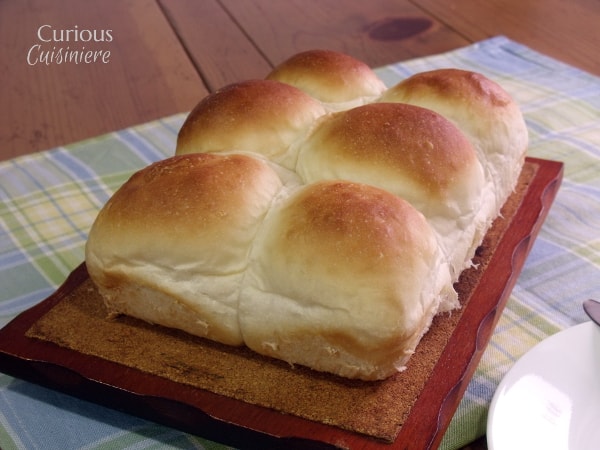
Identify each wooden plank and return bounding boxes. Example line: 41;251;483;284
0;0;206;160
412;0;600;76
159;0;273;92
161;0;469;89
219;0;470;69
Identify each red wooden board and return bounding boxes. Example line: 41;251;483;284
0;157;563;449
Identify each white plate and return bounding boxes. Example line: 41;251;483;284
487;321;600;450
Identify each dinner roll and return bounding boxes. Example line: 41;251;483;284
296;102;489;277
266;49;387;109
378;69;528;215
176;79;326;170
239;180;455;380
85;153;283;346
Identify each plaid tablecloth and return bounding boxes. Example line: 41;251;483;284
1;36;599;450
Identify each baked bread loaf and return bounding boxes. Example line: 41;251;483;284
85;50;527;380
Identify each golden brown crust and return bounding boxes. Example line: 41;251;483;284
261;180;431;283
97;153;261;232
297;102;480;199
383;68;513;109
379;68;528;214
87;153;282;271
266;49;386;103
176;79;326;167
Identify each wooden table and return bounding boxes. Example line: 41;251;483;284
1;1;598;448
2;0;599;162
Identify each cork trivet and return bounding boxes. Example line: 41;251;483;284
26;163;537;442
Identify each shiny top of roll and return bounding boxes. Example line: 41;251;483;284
86;152;282;275
296;102;485;215
176;79;326;169
266;49;387;104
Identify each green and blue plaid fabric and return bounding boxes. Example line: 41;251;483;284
1;36;599;450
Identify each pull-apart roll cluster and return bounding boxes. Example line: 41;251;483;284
86;50;527;380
